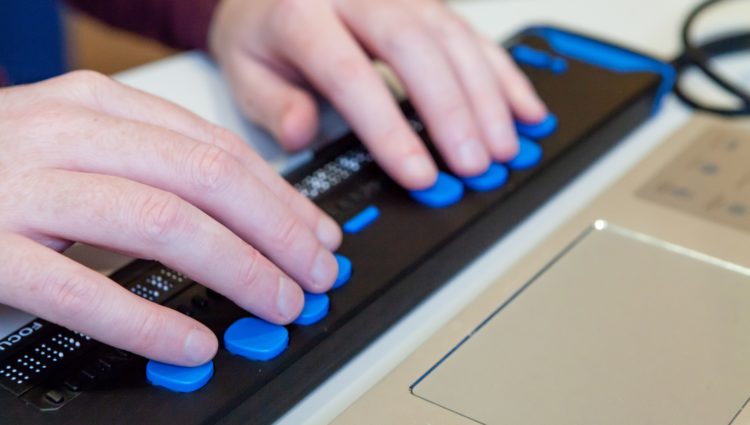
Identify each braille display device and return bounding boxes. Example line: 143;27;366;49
0;27;674;424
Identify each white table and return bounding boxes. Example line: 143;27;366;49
0;0;732;422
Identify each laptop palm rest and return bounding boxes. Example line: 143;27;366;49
412;224;750;425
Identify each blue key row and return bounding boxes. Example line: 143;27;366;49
146;112;558;392
146;253;353;392
409;138;548;208
409;113;558;208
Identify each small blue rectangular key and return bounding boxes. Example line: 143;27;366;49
343;205;380;234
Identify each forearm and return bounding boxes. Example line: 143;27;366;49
66;0;220;50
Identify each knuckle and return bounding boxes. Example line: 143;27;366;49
129;308;167;354
381;22;424;56
63;70;112;94
186;143;237;192
375;121;407;154
47;275;98;322
235;249;264;294
209;126;245;156
60;70;115;107
438;99;469;124
435;15;471;42
271;0;314;41
275;0;311;16
134;192;187;244
271;216;305;252
324;56;369;97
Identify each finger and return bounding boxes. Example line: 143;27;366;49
271;1;438;189
338;2;490;176
220;54;319;152
31;110;339;291
479;36;548;123
420;6;520;160
15;170;306;324
214;58;344;249
0;232;217;366
44;71;342;251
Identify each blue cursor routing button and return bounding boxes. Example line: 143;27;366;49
515;113;558;140
146;360;214;393
224;318;289;361
343;205;380;234
511;45;552;68
294;293;330;326
409;172;464;208
462;163;509;192
333;254;352;289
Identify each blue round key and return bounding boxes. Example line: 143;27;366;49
333;254;352;289
294;293;330;326
224;318;288;361
507;138;543;171
146;360;214;393
409;172;464;208
515;113;558;140
462;163;509;192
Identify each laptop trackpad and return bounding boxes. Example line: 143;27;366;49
412;223;750;425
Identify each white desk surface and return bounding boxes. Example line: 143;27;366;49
0;0;727;423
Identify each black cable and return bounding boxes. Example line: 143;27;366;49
674;0;750;115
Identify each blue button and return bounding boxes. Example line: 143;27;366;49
333;254;352;289
294;293;330;326
462;163;509;192
343;205;380;234
146;360;214;393
507;138;543;170
410;172;464;208
515;113;558;140
511;45;551;68
224;318;288;361
550;57;569;74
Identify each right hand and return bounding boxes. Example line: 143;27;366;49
209;0;548;189
0;71;342;366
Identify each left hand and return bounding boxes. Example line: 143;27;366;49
208;0;547;190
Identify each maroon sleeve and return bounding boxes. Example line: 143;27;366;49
67;0;221;51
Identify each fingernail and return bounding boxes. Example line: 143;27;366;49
402;154;437;187
310;249;337;291
457;140;489;174
276;276;300;322
488;124;518;159
316;216;342;251
183;328;216;365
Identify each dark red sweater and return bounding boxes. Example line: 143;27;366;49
67;0;221;51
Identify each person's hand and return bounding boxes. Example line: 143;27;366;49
209;0;547;189
0;71;342;366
